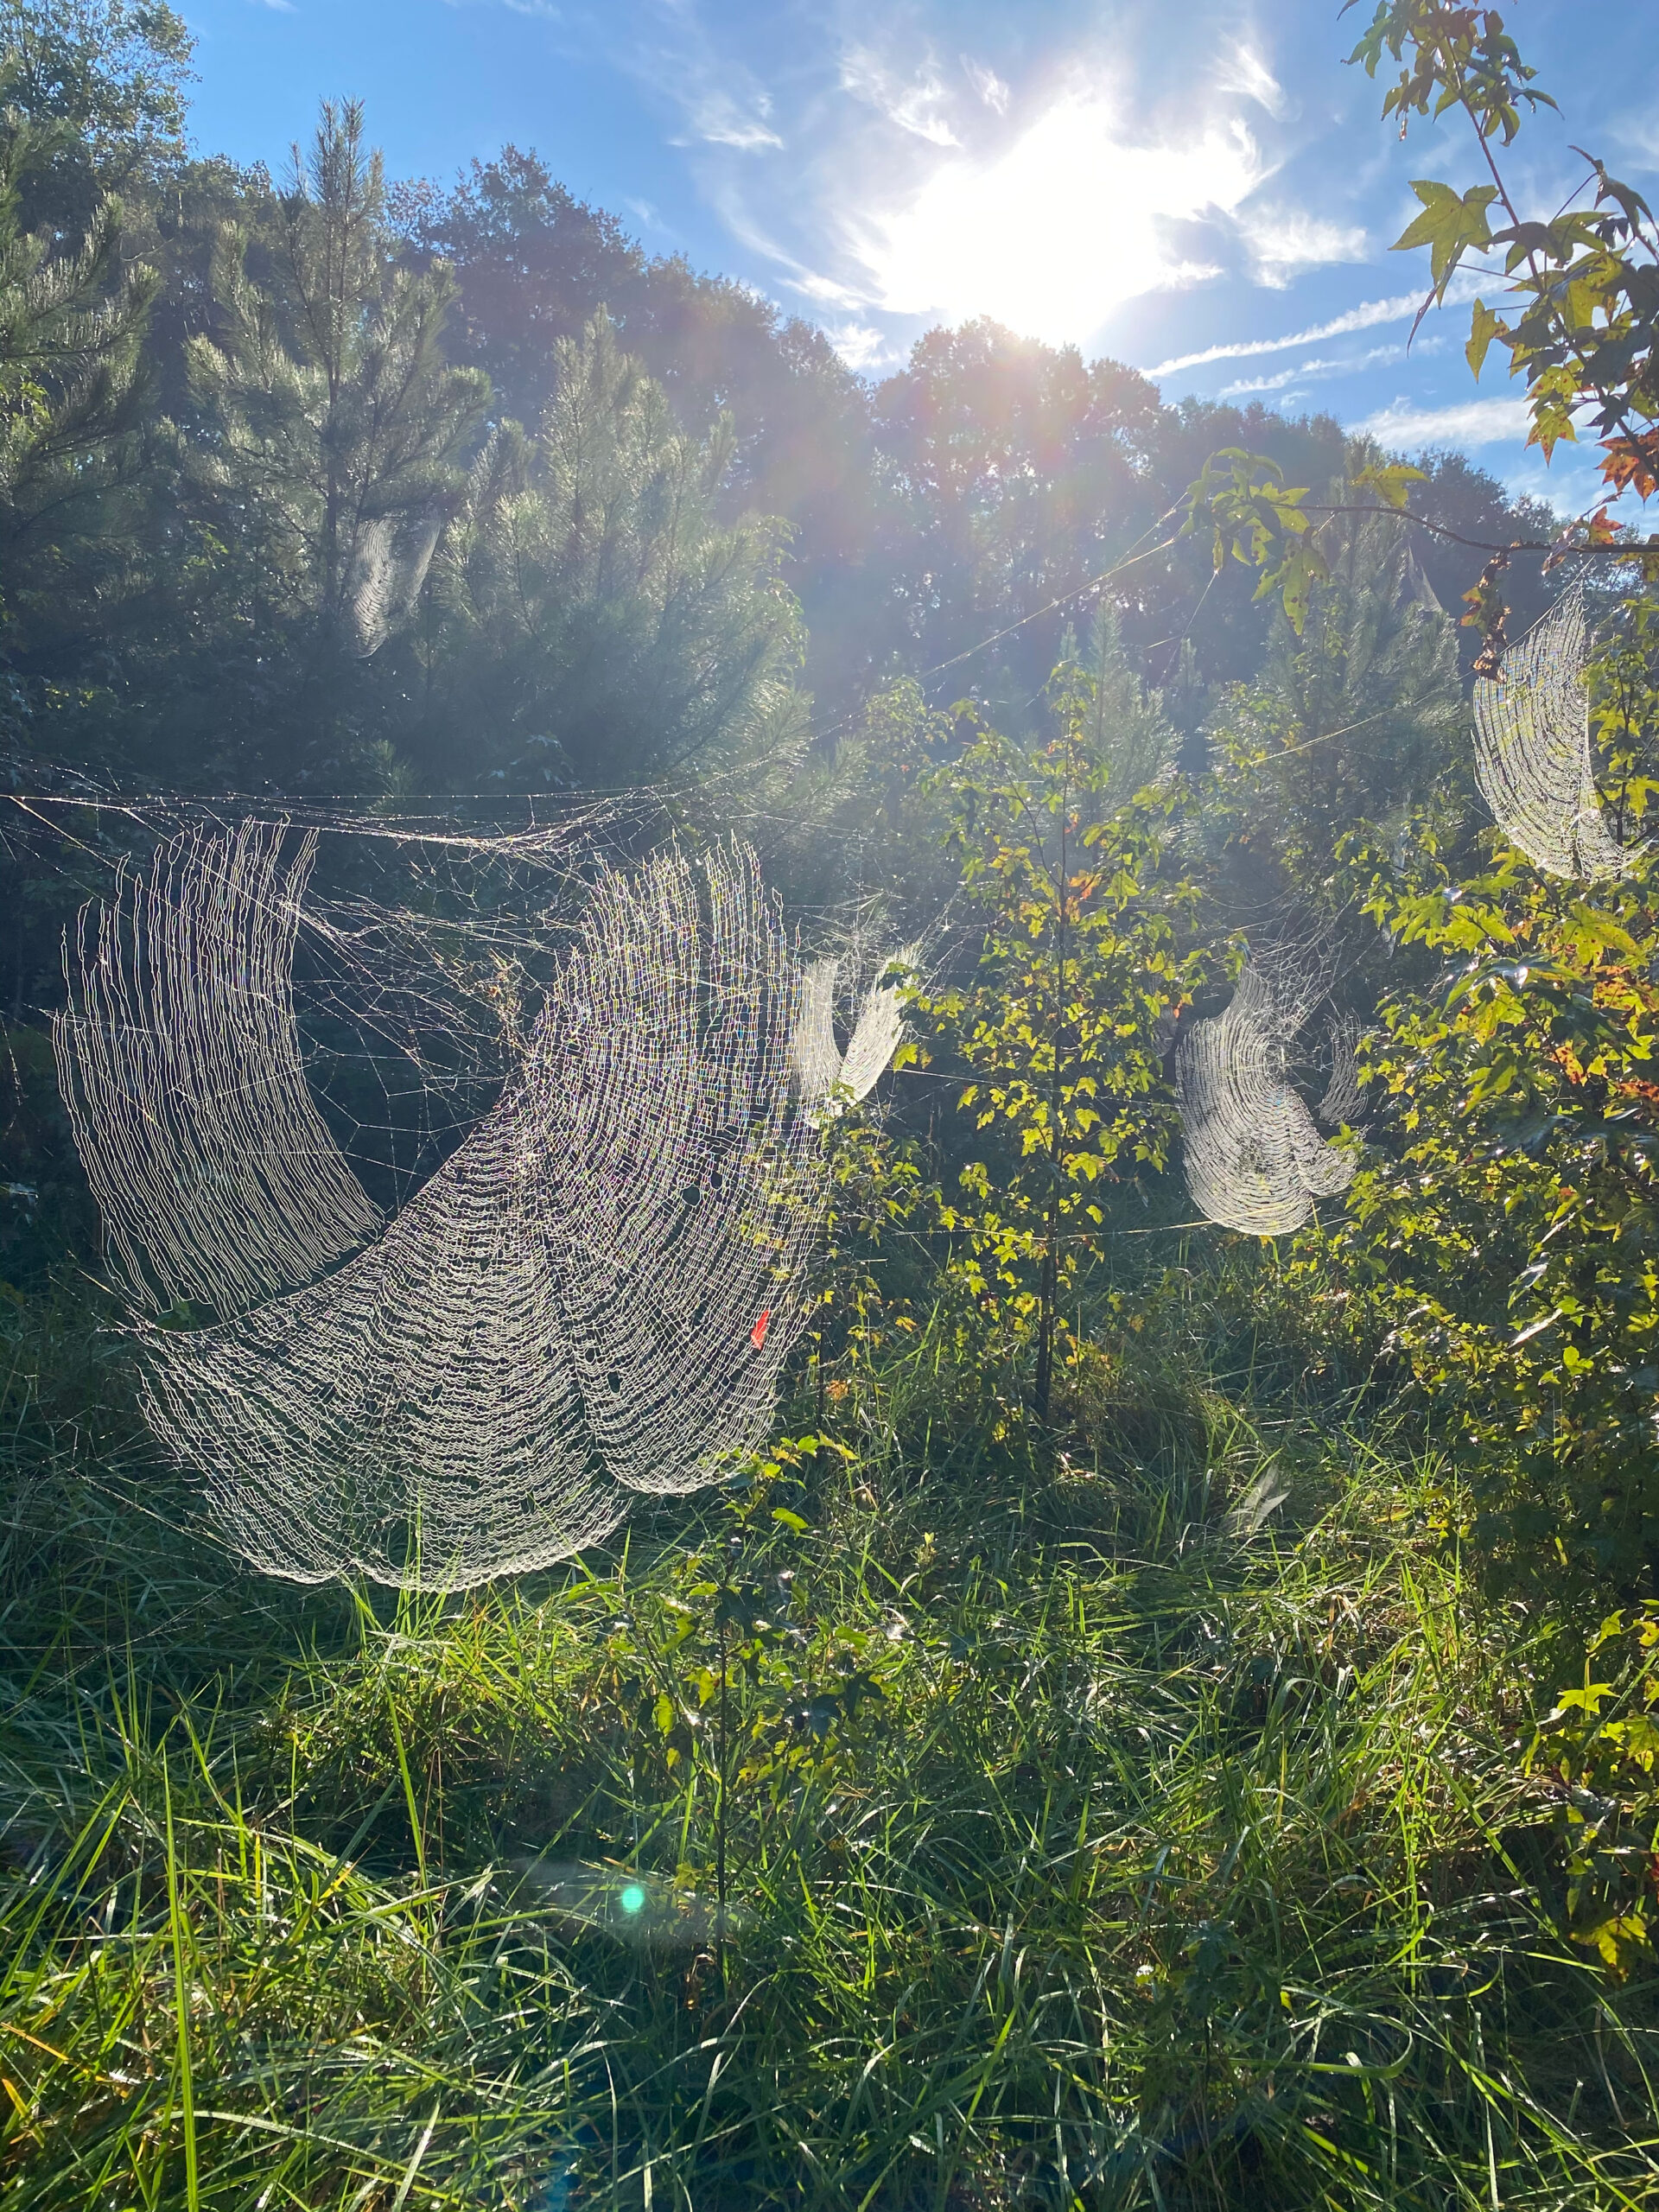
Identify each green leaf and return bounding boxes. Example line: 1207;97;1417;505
1393;180;1498;296
1465;296;1508;378
772;1507;810;1534
1268;537;1331;635
1353;460;1427;511
1552;1681;1617;1718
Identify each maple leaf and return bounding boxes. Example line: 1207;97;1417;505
1602;432;1659;501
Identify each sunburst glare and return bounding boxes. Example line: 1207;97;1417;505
851;88;1262;343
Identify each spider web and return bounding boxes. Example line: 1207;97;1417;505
54;822;384;1316
1178;962;1358;1238
34;790;635;1229
52;820;908;1587
1472;586;1638;880
791;941;921;1126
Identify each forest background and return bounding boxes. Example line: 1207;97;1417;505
5;2;1659;2208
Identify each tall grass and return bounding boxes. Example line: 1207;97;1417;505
2;1287;1656;2209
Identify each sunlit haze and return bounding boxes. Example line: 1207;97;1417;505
179;0;1656;509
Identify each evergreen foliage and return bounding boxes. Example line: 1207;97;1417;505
1206;496;1465;916
429;311;804;787
0;101;155;780
186;101;488;655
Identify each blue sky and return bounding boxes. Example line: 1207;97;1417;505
178;0;1659;515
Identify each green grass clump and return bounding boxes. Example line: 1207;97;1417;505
2;1296;1656;2210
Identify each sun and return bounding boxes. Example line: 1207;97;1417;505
855;88;1262;346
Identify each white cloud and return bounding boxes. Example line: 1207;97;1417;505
1149;267;1488;377
788;268;868;310
1215;42;1287;120
1218;363;1303;397
1357;396;1535;448
1217;341;1408;397
841;48;959;147
684;91;783;151
1148;290;1429;376
1236;203;1367;288
847;86;1262;342
824;320;895;372
963;57;1010;114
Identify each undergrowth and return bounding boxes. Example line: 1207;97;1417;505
2;1287;1656;2210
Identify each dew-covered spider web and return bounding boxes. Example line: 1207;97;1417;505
791;939;922;1126
1177;959;1359;1238
54;821;385;1317
35;789;636;1234
1472;585;1638;880
48;810;908;1587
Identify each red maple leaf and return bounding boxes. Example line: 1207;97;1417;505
750;1310;771;1350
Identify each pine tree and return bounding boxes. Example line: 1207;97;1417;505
187;99;487;656
429;310;804;787
0;108;151;508
1077;602;1178;796
0;101;156;773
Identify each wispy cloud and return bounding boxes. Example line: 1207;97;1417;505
962;57;1010;114
1217;340;1408;397
604;3;787;156
1217;362;1304;397
1215;42;1287;120
683;90;782;151
1358;396;1534;448
824;320;893;371
1148;291;1428;376
788;268;870;310
1236;204;1367;288
841;48;959;147
1149;266;1488;377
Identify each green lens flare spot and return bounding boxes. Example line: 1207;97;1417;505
619;1883;646;1916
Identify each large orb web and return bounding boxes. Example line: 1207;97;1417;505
1472;588;1637;880
1178;964;1357;1239
60;834;901;1589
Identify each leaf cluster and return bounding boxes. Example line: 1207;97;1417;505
1352;1;1659;509
1527;1605;1659;1977
1179;447;1428;636
1303;771;1659;1567
907;656;1209;1325
1344;1;1555;149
